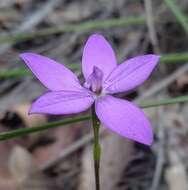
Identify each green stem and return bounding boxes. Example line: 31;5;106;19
91;104;101;190
0;17;145;43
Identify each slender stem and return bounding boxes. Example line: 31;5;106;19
91;104;101;190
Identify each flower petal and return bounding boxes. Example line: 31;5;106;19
95;95;153;145
20;53;82;91
104;55;160;94
30;89;94;115
82;34;117;81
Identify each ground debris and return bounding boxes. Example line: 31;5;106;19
0;0;188;189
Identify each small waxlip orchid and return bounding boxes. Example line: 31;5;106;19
20;34;160;145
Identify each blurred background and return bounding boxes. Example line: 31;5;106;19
0;0;188;189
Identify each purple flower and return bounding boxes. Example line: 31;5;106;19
20;34;160;145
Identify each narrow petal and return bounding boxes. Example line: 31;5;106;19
20;53;82;91
95;95;153;145
104;55;160;94
82;34;117;81
30;89;94;115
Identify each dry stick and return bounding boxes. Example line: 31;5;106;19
144;0;160;53
0;0;62;54
144;0;166;74
40;129;105;171
40;63;188;171
136;63;188;101
137;65;188;189
16;0;62;33
150;107;165;190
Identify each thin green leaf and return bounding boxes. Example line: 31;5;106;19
0;15;188;44
0;115;90;141
0;68;30;79
1;53;188;79
0;63;79;79
0;96;188;141
139;95;188;108
0;17;145;43
160;53;188;64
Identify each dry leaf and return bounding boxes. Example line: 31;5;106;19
165;150;188;190
9;146;58;190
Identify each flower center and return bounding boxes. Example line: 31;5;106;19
84;66;103;95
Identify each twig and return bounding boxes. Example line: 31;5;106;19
136;63;188;100
0;0;62;54
150;105;165;190
144;0;160;53
16;0;62;34
40;129;105;171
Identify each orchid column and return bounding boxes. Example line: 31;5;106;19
20;34;160;190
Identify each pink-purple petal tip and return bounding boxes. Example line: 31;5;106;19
95;95;153;145
104;54;160;94
82;34;117;81
20;53;82;91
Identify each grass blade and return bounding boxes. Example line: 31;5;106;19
1;53;188;79
0;95;188;141
0;17;145;43
139;95;188;108
0;115;90;141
